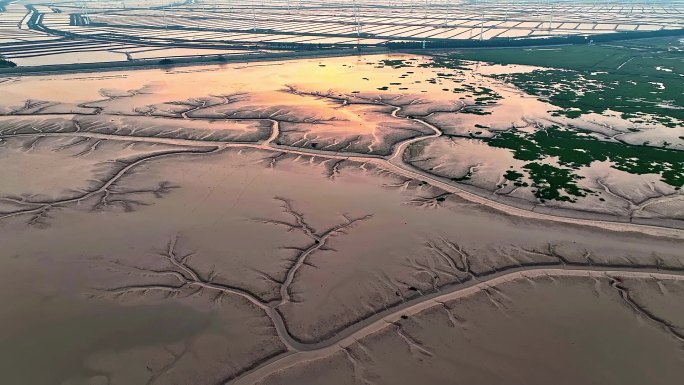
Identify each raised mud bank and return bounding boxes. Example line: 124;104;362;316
426;176;684;231
387;28;684;49
0;48;389;77
2;51;683;385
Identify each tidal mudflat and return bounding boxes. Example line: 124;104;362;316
1;54;683;385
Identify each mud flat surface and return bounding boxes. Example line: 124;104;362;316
1;54;683;385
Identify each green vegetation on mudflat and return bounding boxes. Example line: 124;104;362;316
410;38;684;203
461;108;491;115
450;38;684;125
504;169;524;181
0;58;16;68
484;126;684;201
418;56;467;70
501;69;681;126
378;59;412;68
451;38;683;73
377;58;422;69
521;162;590;202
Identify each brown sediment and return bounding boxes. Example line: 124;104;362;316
2;53;684;384
1;89;681;235
230;269;684;385
0;146;219;226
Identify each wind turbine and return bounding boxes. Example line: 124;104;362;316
479;10;484;41
164;0;169;30
353;0;361;49
251;0;257;32
80;1;89;25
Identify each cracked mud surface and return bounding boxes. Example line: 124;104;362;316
1;55;684;385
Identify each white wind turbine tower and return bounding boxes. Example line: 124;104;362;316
352;0;361;49
421;0;427;49
164;0;169;30
479;10;484;41
251;0;257;31
80;1;89;25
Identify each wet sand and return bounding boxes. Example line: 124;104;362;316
1;54;683;384
255;274;684;385
3;53;681;227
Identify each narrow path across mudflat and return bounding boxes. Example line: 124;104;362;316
230;266;684;385
5;94;681;238
3;76;684;385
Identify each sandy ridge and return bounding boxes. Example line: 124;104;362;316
230;266;684;385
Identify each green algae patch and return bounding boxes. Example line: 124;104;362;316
523;163;590;202
418;56;467;70
499;69;682;126
379;59;414;69
0;58;16;68
504;170;524;181
486;126;684;201
450;38;684;125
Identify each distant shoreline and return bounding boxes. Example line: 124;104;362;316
0;48;389;77
2;28;682;77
